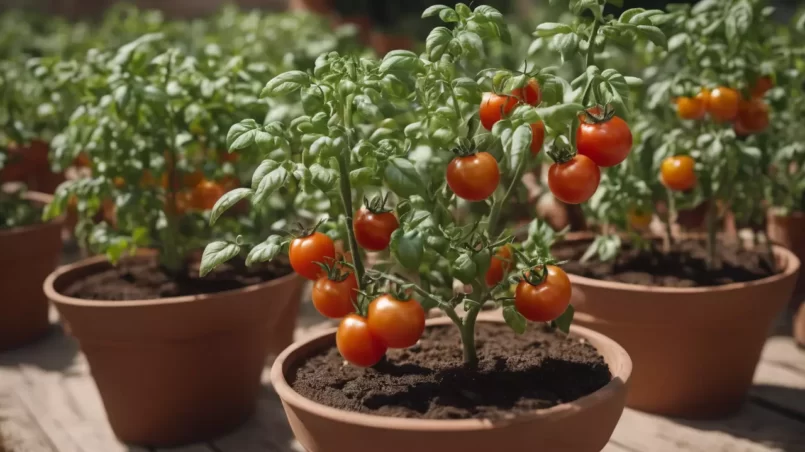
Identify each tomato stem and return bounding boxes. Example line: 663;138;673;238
585;20;600;69
664;188;676;253
705;197;718;271
460;303;481;368
336;95;365;292
487;141;528;236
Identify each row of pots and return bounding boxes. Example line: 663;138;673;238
2;192;803;449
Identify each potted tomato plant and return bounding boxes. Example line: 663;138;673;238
555;0;801;418
40;34;308;446
203;2;660;450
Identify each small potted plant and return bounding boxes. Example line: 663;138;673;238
204;3;660;450
555;0;800;418
41;35;306;446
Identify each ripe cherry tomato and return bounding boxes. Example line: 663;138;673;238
479;92;517;130
515;265;572;322
289;231;336;280
446;152;500;201
676;96;706;120
576;116;632;167
191;180;225;210
735;98;769;134
707;87;740;122
353;207;399;251
530;121;545;156
660;155;696;191
511;78;541;106
696;88;710;109
751;76;773;98
367;295;426;349
485;245;514;287
312;273;358;318
336;314;387;367
628;209;653;230
547;154;600;205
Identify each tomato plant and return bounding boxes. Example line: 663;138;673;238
203;2;659;368
312;268;358;319
548;154;601;204
289;231;337;280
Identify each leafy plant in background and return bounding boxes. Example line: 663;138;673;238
204;1;662;368
584;0;779;268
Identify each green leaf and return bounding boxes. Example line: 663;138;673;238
552;304;575;334
422;4;451;18
668;33;689;52
629;10;665;25
571;0;603;21
426;27;453;61
451;253;477;285
380;50;420;73
457;31;483;58
200;241;240;277
534;23;573;38
384;158;427;198
726;0;753;42
554;33;580;63
439;8;459;22
619;8;645;23
260;70;310;98
535;103;584;127
246;235;283;266
252;159;281;189
635;25;667;48
503;306;527;334
392;229;424;270
474;5;504;22
309;163;338;192
509;124;532;172
210;188;252;226
253;167;288;204
455;3;472;18
227;119;259;151
692;0;720;15
350;167;376;187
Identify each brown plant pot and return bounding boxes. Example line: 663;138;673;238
767;211;805;301
44;255;306;447
270;315;632;452
0;192;63;351
795;302;805;348
564;236;800;418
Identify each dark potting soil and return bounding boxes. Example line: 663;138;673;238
290;323;611;420
554;239;777;288
63;256;293;301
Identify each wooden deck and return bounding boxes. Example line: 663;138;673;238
2;259;805;451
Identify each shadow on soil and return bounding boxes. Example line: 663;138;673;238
672;384;805;451
0;324;79;373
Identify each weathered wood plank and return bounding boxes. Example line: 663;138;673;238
759;336;805;374
610;404;805;452
0;391;58;452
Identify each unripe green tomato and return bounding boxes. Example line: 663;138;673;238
452;253;477;285
472;249;492;280
426;235;449;256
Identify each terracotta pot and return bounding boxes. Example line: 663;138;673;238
0;192;63;351
44;255;306;446
767;211;805;300
271;315;632;452
563;237;800;418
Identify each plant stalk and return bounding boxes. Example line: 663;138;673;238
460;304;481;368
586;20;600;68
664;188;676;253
705;198;718;270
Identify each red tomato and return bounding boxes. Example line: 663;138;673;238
485;245;514;286
676;96;706;120
547;154;600;204
576;115;633;167
312;273;358;318
660;156;696;191
336;314;387;367
751;76;773;98
707;87;740;122
353;207;399;251
191;180;225;210
735;98;769;134
289;231;336;280
511;78;541;106
530;121;545;156
515;265;572;322
479;92;517;130
367;295;426;349
446;152;500;201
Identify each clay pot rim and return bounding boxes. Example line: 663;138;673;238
0;190;62;238
560;235;800;295
44;252;302;308
270;314;632;431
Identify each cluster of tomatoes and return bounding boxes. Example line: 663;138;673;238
662;77;773;193
447;79;633;206
290;219;427;368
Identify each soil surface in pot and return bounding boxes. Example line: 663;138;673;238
290;323;611;420
63;256;293;301
554;239;776;287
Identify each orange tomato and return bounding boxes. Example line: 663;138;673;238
676;96;706;120
707;87;740;122
751;76;773;98
660;156;696;192
336;314;387;367
628;209;653;230
485;245;514;287
367;295;426;349
515;266;572;322
191;180;225;210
